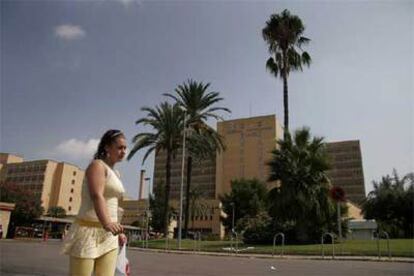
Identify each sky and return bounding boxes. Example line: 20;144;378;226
1;0;413;199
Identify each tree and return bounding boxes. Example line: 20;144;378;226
164;79;230;237
46;206;67;218
0;183;44;227
220;178;268;233
362;170;413;238
262;9;311;136
128;102;184;236
267;127;336;242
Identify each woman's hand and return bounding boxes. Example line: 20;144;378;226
104;222;123;235
118;233;127;246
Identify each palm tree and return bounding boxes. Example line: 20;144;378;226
127;102;184;236
262;9;311;136
164;79;230;237
267;127;333;242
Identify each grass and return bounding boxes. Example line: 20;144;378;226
130;239;414;258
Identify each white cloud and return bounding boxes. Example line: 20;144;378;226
54;138;99;160
55;24;86;41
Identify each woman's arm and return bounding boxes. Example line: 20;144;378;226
86;160;123;235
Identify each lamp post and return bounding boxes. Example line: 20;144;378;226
178;106;187;249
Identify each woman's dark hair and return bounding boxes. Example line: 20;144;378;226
94;129;125;160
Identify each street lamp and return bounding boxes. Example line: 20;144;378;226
178;106;187;249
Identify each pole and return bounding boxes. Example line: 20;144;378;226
337;201;342;254
178;108;187;249
231;203;235;233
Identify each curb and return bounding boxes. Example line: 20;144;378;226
127;247;414;263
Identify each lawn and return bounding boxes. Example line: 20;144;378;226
130;239;414;258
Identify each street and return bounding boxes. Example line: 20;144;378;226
0;240;413;275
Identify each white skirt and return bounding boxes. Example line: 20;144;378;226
61;223;118;259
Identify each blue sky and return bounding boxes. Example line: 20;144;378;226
1;0;413;199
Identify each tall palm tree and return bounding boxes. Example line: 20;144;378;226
262;9;311;136
164;79;230;237
127;102;184;236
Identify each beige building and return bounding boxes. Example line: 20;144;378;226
153;150;216;200
0;153;84;216
0;202;16;238
216;115;283;197
326;141;366;205
119;198;150;226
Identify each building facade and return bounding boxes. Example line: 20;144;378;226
216;115;284;197
326;141;366;205
0;153;84;216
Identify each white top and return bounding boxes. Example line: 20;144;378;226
61;160;125;258
77;160;125;223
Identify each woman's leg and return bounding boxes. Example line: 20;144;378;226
94;248;118;276
69;256;95;276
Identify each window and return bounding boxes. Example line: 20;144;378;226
70;188;74;193
73;171;77;176
68;206;72;211
72;180;75;184
69;197;73;202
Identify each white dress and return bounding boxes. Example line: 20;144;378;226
61;160;125;258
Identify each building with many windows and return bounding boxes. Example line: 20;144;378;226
0;153;84;216
326;141;366;205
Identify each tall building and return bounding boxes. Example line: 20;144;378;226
153;150;216;200
0;153;84;216
326;141;366;205
216;115;284;197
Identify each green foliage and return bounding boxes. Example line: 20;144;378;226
241;211;274;244
267;128;338;242
46;206;67;218
220;178;268;232
0;183;44;226
362;170;413;238
128;102;184;236
149;182;170;233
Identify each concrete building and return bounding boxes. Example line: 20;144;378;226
326;141;366;205
0;202;16;238
216;115;283;197
0;153;84;216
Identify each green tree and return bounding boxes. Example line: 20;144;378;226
128;102;184;236
164;79;230;237
267;127;336;242
220;178;268;233
0;183;44;227
362;170;413;238
148;181;174;233
46;206;67;218
262;9;311;136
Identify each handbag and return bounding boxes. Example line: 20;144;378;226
115;244;130;276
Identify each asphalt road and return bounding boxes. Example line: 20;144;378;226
1;240;413;276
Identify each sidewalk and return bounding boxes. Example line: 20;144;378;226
128;246;414;263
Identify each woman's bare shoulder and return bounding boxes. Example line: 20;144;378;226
86;160;106;175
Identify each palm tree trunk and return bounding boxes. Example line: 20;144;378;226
163;150;172;237
183;155;193;238
282;55;289;138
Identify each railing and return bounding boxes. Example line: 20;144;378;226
229;231;239;255
193;231;202;252
164;231;173;252
272;232;285;257
321;232;335;259
376;231;391;260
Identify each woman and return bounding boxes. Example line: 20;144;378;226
62;129;128;276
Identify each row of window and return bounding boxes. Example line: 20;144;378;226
6;165;47;174
6;175;45;183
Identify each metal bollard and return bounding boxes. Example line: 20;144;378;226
272;232;285;257
376;231;391;260
321;232;335;259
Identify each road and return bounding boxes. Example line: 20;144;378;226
1;240;413;275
